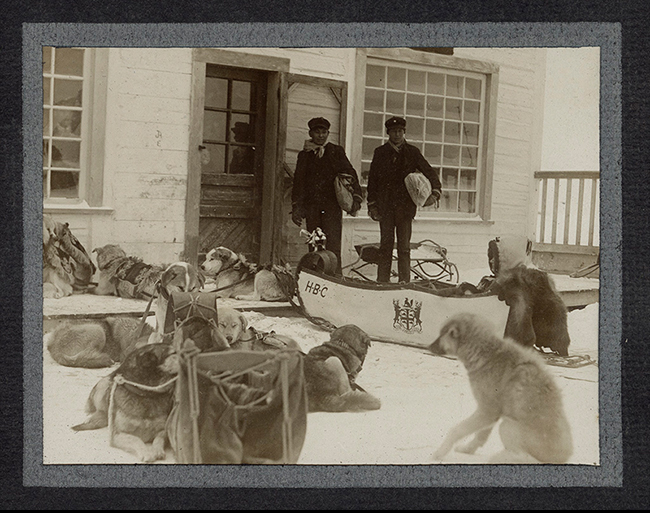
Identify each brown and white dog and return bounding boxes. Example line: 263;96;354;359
201;247;291;302
148;262;204;345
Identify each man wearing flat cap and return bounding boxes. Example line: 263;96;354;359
367;116;442;283
292;117;363;274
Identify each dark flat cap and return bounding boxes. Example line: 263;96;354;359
385;116;407;130
308;117;331;130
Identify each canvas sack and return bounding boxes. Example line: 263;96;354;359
404;172;433;207
334;173;356;213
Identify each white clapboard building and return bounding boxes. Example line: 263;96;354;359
42;46;600;275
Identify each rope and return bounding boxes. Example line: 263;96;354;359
280;270;338;333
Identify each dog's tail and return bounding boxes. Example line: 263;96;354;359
316;390;381;413
71;376;112;431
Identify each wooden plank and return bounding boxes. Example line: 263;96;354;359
274;72;289;263
193;48;290;72
183;60;206;267
367;48;500;75
260;72;280;264
563;178;572;245
532;242;600;255
200;204;257;219
287;72;349;90
588;178;598;246
534;171;600;179
551;178;560;244
576;178;585;245
200;173;256;187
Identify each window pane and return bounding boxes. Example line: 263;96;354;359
361;161;371;183
54;80;83;106
43;77;51;104
460;169;477;190
362;137;379;161
366;65;385;87
459;191;476;213
443;145;460;166
50;171;79;198
53;109;82;137
43;47;52;74
442;168;458;189
386;91;405;114
51;140;80;168
440;190;458;211
427;73;445;95
406;94;425;117
465;78;481;100
463;123;479;145
408;69;426;93
425;119;443;142
43;109;50;136
387;67;406;90
43;140;51;164
405;117;424;140
364;88;384;112
204;77;228;109
230;114;253;142
464;100;480;122
424;143;442;163
446;75;463;97
228;145;255;175
426;95;444;118
203;110;227;141
364;112;384;137
201;143;226;174
446;98;462;120
460;146;478;167
54;48;84;77
231;80;252;111
444;121;461;143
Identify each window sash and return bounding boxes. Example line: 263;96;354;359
362;57;488;215
42;47;92;203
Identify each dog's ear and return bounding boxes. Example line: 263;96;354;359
239;312;248;331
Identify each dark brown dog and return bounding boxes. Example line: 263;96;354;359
495;264;571;356
72;343;179;462
302;325;380;413
46;316;154;368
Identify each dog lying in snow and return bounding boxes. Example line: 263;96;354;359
200;247;292;301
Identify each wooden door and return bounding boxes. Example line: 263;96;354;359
198;65;268;262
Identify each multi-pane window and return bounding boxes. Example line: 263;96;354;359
43;47;87;200
201;66;265;176
362;61;486;214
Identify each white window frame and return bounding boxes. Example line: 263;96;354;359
352;48;499;221
43;47;109;210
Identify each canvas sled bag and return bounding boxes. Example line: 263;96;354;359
167;346;308;464
334;173;356;213
404;172;433;207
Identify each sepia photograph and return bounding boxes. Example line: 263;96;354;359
24;22;621;489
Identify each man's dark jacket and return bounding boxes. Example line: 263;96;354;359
367;141;442;219
292;142;362;214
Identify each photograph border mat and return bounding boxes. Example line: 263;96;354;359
23;22;622;488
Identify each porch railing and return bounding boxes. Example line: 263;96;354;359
534;171;600;253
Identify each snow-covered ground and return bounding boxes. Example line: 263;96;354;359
42;296;599;466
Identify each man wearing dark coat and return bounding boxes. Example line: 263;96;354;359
367;116;442;283
292;117;363;274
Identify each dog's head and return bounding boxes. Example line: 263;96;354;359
118;343;179;387
92;244;127;271
429;313;496;357
201;247;240;275
160;262;203;295
330;324;372;362
216;307;248;346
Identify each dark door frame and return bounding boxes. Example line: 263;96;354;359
185;49;290;267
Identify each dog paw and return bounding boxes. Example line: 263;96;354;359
140;445;166;463
455;441;479;455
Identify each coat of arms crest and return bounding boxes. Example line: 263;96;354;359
392;297;423;333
